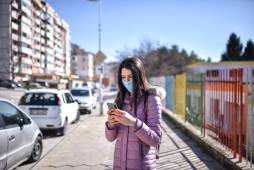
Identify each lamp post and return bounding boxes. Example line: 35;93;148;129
87;0;105;116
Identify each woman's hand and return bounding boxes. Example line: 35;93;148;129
107;109;119;127
111;109;137;127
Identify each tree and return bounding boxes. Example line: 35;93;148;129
189;51;199;62
115;39;204;77
221;33;243;61
207;57;212;62
242;40;254;61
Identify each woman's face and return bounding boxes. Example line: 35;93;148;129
121;68;133;82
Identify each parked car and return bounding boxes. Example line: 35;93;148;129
0;79;16;89
18;89;80;136
0;98;43;170
70;86;97;114
109;84;118;91
35;80;49;88
5;80;22;88
21;81;43;90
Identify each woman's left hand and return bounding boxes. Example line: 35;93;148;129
111;109;137;127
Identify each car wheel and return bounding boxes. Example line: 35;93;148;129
27;136;43;163
59;118;67;136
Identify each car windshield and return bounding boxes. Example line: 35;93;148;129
19;93;58;105
71;90;89;96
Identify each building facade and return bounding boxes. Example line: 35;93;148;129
0;0;71;81
71;52;94;81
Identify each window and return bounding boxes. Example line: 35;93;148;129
70;89;89;97
19;93;58;106
0;101;20;129
0;114;4;130
64;93;74;103
19;111;31;125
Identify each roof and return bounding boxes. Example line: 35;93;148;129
187;61;254;69
0;97;12;102
25;88;70;94
70;86;91;90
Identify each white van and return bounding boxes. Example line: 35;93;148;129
19;89;80;136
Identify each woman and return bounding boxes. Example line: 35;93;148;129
105;57;162;170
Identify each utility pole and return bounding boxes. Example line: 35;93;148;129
87;0;106;115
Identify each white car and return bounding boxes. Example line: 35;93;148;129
0;98;43;170
70;86;97;114
19;89;80;136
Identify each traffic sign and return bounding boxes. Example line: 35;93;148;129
95;50;106;64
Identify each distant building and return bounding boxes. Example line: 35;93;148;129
71;52;94;81
0;0;71;82
70;44;95;82
103;62;119;86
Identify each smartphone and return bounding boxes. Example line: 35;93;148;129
107;102;118;110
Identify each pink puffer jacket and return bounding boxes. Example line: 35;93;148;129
105;92;162;170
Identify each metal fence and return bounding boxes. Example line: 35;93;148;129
202;67;254;167
161;65;254;167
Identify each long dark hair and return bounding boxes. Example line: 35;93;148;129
116;57;149;115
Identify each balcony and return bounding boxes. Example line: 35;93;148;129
40;30;45;36
46;40;53;47
11;22;19;31
21;46;32;56
21;23;32;35
46;48;53;56
21;16;31;26
12;1;18;9
33;0;42;8
11;11;19;20
12;45;19;52
21;6;32;16
22;57;32;65
21;67;32;75
41;46;45;52
22;0;32;7
21;36;32;46
12;34;19;41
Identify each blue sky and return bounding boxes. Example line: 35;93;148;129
47;0;254;62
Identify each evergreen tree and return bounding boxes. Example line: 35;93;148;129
207;57;211;62
242;40;254;61
221;33;243;61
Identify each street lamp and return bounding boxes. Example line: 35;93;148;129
87;0;105;116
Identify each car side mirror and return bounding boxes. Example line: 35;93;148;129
18;118;24;129
74;99;79;103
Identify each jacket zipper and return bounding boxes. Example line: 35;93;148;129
126;126;129;170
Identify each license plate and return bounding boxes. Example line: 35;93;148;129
30;109;47;115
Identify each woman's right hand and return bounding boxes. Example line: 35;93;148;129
107;109;119;127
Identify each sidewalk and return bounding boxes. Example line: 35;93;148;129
162;108;248;170
29;103;225;170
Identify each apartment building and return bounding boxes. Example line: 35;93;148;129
71;52;94;81
0;0;71;82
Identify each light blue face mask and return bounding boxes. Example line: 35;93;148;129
122;80;133;93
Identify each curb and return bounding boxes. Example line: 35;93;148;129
162;108;245;170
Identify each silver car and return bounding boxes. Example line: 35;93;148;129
0;98;43;170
